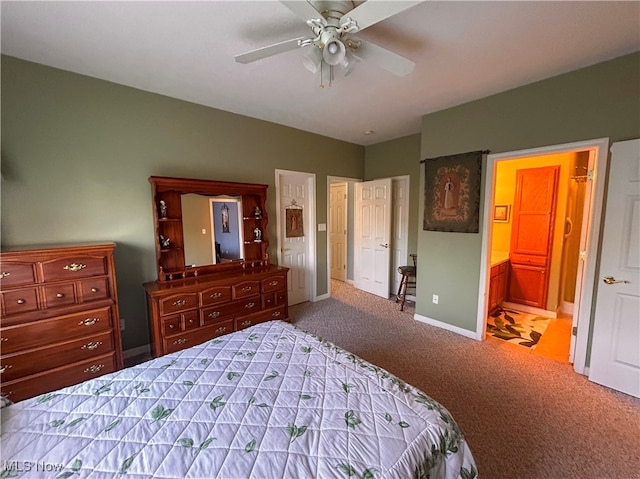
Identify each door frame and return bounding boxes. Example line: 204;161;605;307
476;138;610;375
275;169;317;302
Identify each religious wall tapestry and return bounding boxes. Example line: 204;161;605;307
423;150;483;233
285;200;304;238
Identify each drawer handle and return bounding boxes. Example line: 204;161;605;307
188;319;195;324
81;341;103;350
240;320;252;327
64;263;86;272
169;324;176;329
208;311;221;319
56;293;65;298
173;338;187;345
241;286;253;293
0;365;12;374
244;302;255;309
79;318;99;326
272;311;281;318
210;292;222;299
84;364;104;373
16;299;26;304
0;338;7;343
268;280;279;287
91;287;99;293
215;326;227;334
0;272;11;279
173;299;187;306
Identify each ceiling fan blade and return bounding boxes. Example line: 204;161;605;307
235;37;307;64
280;1;326;25
343;0;423;31
351;38;415;77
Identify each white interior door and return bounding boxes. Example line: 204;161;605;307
589;139;640;397
391;177;410;297
330;183;347;281
354;178;392;298
277;171;313;306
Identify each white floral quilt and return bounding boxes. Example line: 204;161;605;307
0;321;477;478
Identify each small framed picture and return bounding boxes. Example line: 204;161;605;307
493;204;510;222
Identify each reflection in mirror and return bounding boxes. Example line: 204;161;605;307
181;194;244;267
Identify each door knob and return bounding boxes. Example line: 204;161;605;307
379;243;389;248
603;276;630;285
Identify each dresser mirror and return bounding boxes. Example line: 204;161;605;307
150;176;269;282
182;194;244;267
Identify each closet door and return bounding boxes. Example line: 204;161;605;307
507;166;559;308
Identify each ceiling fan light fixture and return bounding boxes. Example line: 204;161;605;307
320;30;346;66
302;46;322;74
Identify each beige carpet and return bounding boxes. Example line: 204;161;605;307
290;280;640;479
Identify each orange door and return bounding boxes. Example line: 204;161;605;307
507;166;559;308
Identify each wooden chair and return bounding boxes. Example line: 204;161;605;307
396;254;417;311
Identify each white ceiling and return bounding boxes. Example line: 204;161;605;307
2;1;639;146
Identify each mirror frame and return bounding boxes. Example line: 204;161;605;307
149;176;269;282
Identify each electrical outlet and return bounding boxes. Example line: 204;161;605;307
120;318;126;331
432;294;439;304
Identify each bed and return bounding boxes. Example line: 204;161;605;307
0;320;477;478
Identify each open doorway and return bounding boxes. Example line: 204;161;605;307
477;138;610;374
327;176;360;295
326;175;411;301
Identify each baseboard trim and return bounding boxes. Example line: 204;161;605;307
414;313;478;340
560;301;574;315
123;344;151;359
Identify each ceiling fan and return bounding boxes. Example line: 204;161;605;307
234;1;423;85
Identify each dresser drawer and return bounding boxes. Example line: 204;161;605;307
163;321;233;355
0;352;116;403
2;288;39;316
162;315;181;336
235;306;287;330
80;278;110;302
200;286;232;306
0;262;36;287
0;331;114;382
41;255;108;282
262;291;287;310
43;283;76;308
261;275;286;293
201;297;261;325
232;281;260;299
183;310;199;330
159;293;198;315
0;307;112;354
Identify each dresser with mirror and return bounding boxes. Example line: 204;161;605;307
143;176;289;358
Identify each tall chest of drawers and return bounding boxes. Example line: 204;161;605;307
144;265;289;358
0;243;123;402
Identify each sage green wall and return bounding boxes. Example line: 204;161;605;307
364;134;421;262
1;55;364;350
417;52;640;332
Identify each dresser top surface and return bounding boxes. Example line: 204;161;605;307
1;242;116;256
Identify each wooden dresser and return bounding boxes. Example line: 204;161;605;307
0;243;123;402
144;176;290;358
144;265;288;357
